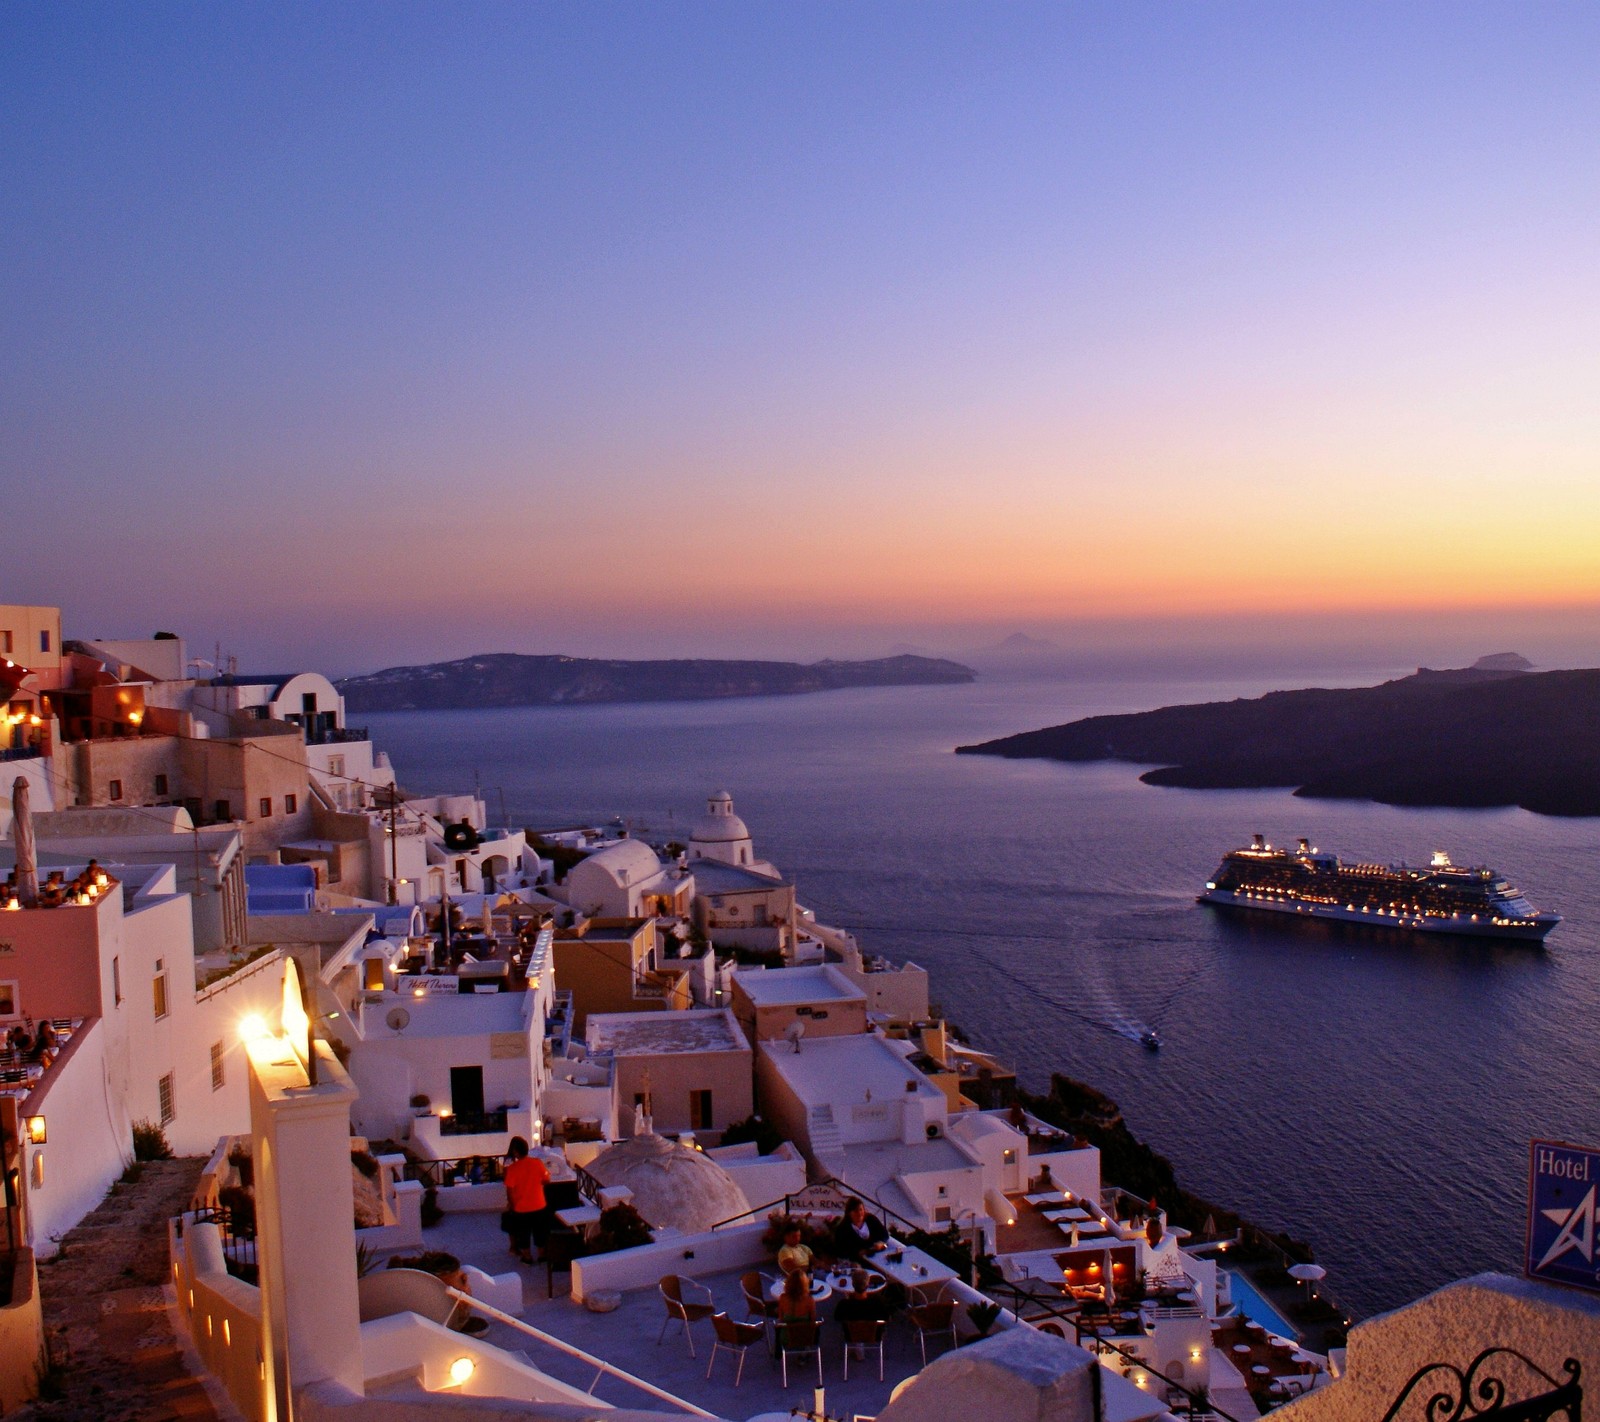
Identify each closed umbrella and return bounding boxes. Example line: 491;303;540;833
12;776;37;903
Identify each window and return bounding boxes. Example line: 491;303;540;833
211;1041;225;1091
258;797;272;819
214;800;230;821
689;1089;714;1131
112;955;122;1006
158;1073;175;1125
154;774;168;796
153;969;168;1020
39;630;50;654
108;779;124;801
1;631;11;654
284;793;297;814
327;756;344;778
0;982;17;1018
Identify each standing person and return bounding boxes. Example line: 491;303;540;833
502;1136;550;1264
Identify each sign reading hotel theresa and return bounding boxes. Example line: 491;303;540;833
1526;1140;1600;1294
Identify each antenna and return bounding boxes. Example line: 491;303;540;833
785;1019;807;1054
385;1006;411;1034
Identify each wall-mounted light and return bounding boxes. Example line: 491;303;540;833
24;1115;46;1145
238;1014;268;1045
448;1356;476;1386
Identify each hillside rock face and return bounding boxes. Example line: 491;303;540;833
958;664;1600;817
339;652;974;711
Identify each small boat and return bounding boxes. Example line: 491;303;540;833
1140;1029;1161;1051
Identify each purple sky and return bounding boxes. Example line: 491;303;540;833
5;4;1597;674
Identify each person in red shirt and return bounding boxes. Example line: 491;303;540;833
502;1136;551;1264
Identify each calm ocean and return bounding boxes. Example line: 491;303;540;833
366;667;1600;1319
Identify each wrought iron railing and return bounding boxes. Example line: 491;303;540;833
1381;1349;1581;1422
189;1205;258;1283
404;1155;506;1189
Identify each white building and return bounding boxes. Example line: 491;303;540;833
562;839;693;920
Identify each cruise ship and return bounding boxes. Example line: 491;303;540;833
1199;835;1560;942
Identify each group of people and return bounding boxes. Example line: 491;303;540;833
773;1198;895;1338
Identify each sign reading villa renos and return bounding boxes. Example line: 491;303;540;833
789;1182;848;1217
1526;1140;1600;1294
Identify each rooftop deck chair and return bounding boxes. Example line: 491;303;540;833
841;1318;886;1382
658;1274;716;1357
741;1271;780;1325
706;1312;768;1387
906;1299;957;1366
776;1319;823;1388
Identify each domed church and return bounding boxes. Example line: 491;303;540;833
688;791;768;872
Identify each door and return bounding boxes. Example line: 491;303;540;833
450;1066;485;1123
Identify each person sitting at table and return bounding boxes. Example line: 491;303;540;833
830;1198;888;1261
776;1267;817;1325
834;1270;887;1326
777;1222;814;1276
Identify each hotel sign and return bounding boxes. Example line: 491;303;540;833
1526;1140;1600;1293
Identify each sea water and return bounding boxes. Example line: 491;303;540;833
366;666;1600;1318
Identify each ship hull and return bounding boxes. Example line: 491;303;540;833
1198;889;1557;943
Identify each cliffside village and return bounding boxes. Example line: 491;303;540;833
1;602;1593;1422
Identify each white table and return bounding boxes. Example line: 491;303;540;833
1024;1192;1067;1205
555;1205;602;1231
871;1246;959;1291
769;1275;834;1302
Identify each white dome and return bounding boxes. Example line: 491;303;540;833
690;791;751;846
575;839;663;888
587;1133;749;1236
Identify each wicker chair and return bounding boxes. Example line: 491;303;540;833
906;1299;957;1365
841;1317;886;1382
706;1312;768;1386
775;1319;823;1387
657;1274;716;1357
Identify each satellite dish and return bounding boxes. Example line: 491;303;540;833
785;1019;806;1054
385;1007;411;1034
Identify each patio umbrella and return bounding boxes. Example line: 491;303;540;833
1287;1262;1326;1298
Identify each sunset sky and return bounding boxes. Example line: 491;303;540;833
5;4;1597;673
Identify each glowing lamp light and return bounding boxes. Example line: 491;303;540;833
127;711;143;725
238;1014;269;1045
448;1356;476;1386
24;1115;46;1145
437;1106;453;1119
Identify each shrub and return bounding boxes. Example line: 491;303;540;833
350;1149;380;1179
762;1211;826;1253
131;1120;173;1161
719;1113;784;1155
592;1203;653;1254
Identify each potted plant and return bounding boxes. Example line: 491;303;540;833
966;1301;1002;1339
226;1142;254;1188
410;1094;431;1118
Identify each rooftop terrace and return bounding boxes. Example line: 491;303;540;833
414;1207;911;1419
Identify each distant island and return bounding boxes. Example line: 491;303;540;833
339;652;975;712
956;657;1600;817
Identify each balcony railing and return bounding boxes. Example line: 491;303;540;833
439;1108;509;1137
0;746;42;763
306;725;369;745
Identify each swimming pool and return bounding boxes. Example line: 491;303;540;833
1225;1268;1300;1340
